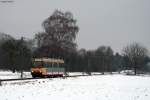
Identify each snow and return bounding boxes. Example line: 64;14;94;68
0;74;150;100
0;71;100;79
0;71;32;79
67;72;88;76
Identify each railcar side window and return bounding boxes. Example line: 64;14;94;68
44;62;52;68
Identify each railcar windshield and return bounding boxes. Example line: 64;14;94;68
32;61;43;67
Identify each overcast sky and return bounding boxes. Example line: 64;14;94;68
0;0;150;53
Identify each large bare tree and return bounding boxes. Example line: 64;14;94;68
122;43;148;75
35;10;79;58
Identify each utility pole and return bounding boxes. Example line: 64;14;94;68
87;57;91;75
0;80;1;86
102;55;104;75
20;37;24;78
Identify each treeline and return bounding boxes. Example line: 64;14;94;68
0;10;150;75
0;32;149;74
64;45;150;74
0;34;32;72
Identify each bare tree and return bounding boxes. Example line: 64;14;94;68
0;32;13;45
35;32;47;48
35;10;79;58
122;43;148;75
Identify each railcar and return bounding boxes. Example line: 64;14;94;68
31;58;65;78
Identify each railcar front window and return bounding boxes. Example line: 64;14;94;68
33;61;43;67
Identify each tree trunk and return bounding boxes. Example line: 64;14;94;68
0;80;2;86
134;66;136;75
12;68;15;73
21;70;23;78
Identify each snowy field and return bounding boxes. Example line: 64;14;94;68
0;74;150;100
0;71;32;79
0;70;100;79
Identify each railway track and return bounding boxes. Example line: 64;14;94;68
0;74;101;85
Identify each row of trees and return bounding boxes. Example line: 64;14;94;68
62;44;150;75
0;35;32;73
0;10;149;75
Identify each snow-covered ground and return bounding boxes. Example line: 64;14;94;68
0;71;88;79
0;71;32;79
0;74;150;100
0;71;101;79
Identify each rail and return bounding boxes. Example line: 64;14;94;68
0;74;102;86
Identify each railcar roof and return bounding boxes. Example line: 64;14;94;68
33;58;64;63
